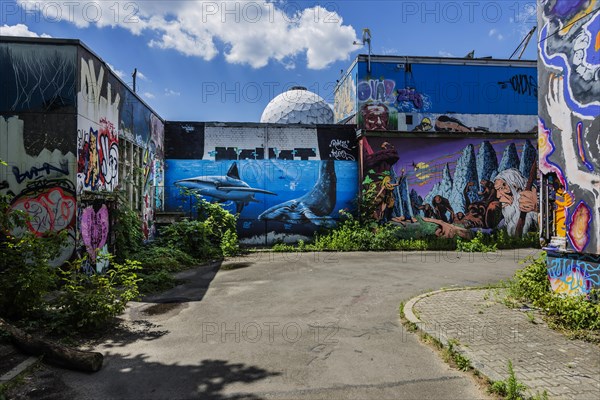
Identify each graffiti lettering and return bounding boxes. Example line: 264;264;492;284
547;256;600;295
329;139;355;161
498;75;537;97
12;161;70;184
357;79;396;103
396;88;424;109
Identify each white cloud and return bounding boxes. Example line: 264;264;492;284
137;71;149;81
0;23;51;38
489;28;504;41
164;88;180;97
438;50;455;58
106;63;126;80
143;92;155;99
16;1;358;69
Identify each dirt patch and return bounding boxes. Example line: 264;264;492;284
3;366;76;400
141;303;182;316
0;342;28;378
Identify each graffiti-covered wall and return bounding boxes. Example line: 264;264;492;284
334;62;358;123
361;135;538;239
76;46;165;270
0;42;78;266
537;1;600;294
164;123;358;245
351;59;537;133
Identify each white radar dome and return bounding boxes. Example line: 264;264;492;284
260;86;333;124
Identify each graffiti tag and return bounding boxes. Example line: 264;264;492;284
12;161;70;184
396;88;424;109
498;74;537;97
329;139;355;161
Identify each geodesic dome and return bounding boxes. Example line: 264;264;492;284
260;86;333;124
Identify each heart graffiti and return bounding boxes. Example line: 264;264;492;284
80;204;109;263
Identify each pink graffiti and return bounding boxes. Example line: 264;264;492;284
11;187;76;236
80;205;109;262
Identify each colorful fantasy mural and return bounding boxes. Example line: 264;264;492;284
537;0;600;294
164;123;358;245
352;59;538;133
361;136;538;239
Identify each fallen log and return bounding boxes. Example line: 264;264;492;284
0;318;103;372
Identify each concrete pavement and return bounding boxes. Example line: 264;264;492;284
404;288;600;400
55;249;539;399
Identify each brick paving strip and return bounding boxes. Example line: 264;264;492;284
403;288;600;400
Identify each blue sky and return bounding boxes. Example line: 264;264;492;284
1;1;538;122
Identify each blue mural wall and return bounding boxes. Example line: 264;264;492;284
354;59;538;133
164;123;358;245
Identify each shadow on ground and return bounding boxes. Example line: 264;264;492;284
142;261;223;303
6;354;279;400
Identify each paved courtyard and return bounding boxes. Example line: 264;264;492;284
56;250;539;399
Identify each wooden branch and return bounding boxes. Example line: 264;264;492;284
0;318;103;373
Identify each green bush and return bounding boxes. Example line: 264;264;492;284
457;231;497;253
137;269;176;295
113;203;144;262
508;253;600;334
220;229;240;257
132;245;197;273
50;256;141;333
0;194;65;319
159;196;239;262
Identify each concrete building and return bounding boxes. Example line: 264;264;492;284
0;37;164;273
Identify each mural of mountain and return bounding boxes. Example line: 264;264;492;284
410;189;423;216
519;139;537;178
424;163;453;206
449;144;479;214
498;143;520;172
392;168;414;220
476;141;498;182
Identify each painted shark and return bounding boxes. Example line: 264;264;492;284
175;163;276;213
258;160;337;227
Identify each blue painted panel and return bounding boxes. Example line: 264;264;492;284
356;61;537;116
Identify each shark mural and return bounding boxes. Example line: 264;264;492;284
175;163;277;213
164;122;359;245
259;160;337;227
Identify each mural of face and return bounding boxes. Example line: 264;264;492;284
361;103;389;131
494;178;513;208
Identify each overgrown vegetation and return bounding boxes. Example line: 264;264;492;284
0;177;240;336
488;360;549;400
271;211;539;253
505;252;600;341
111;192;240;296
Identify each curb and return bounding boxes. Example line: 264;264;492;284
0;357;38;385
402;287;505;384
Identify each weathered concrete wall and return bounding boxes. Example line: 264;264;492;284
0;42;78;266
